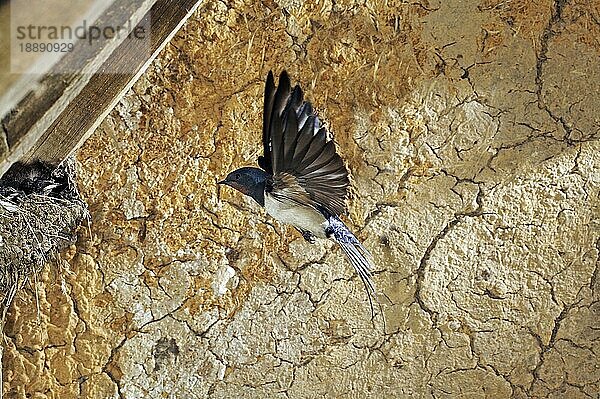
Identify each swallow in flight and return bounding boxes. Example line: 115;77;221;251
219;71;376;310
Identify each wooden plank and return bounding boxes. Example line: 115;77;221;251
0;1;148;120
0;0;156;164
0;0;203;175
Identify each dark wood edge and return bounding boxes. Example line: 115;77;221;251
0;0;157;168
1;0;203;175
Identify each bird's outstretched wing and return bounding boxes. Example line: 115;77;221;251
258;70;349;216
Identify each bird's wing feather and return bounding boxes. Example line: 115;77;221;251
269;172;313;206
260;71;349;216
259;71;276;174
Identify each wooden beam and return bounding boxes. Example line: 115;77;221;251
0;0;203;175
0;0;156;169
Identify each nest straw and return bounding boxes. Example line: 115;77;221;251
0;158;88;322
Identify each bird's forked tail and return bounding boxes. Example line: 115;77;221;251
326;216;377;313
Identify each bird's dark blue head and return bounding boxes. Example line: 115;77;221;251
218;167;269;206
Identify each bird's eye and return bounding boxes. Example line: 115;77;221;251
234;173;241;180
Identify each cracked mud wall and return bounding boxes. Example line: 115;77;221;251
3;0;599;397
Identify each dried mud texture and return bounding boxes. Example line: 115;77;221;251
3;0;600;398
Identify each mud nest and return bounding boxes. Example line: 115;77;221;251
0;159;87;319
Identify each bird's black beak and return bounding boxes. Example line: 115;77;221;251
217;179;228;185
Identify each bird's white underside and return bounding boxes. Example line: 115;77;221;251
264;193;328;238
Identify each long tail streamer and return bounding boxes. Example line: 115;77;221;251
327;216;381;321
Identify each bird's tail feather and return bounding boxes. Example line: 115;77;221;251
327;216;377;316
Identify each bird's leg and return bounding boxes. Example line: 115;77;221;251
295;227;316;244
